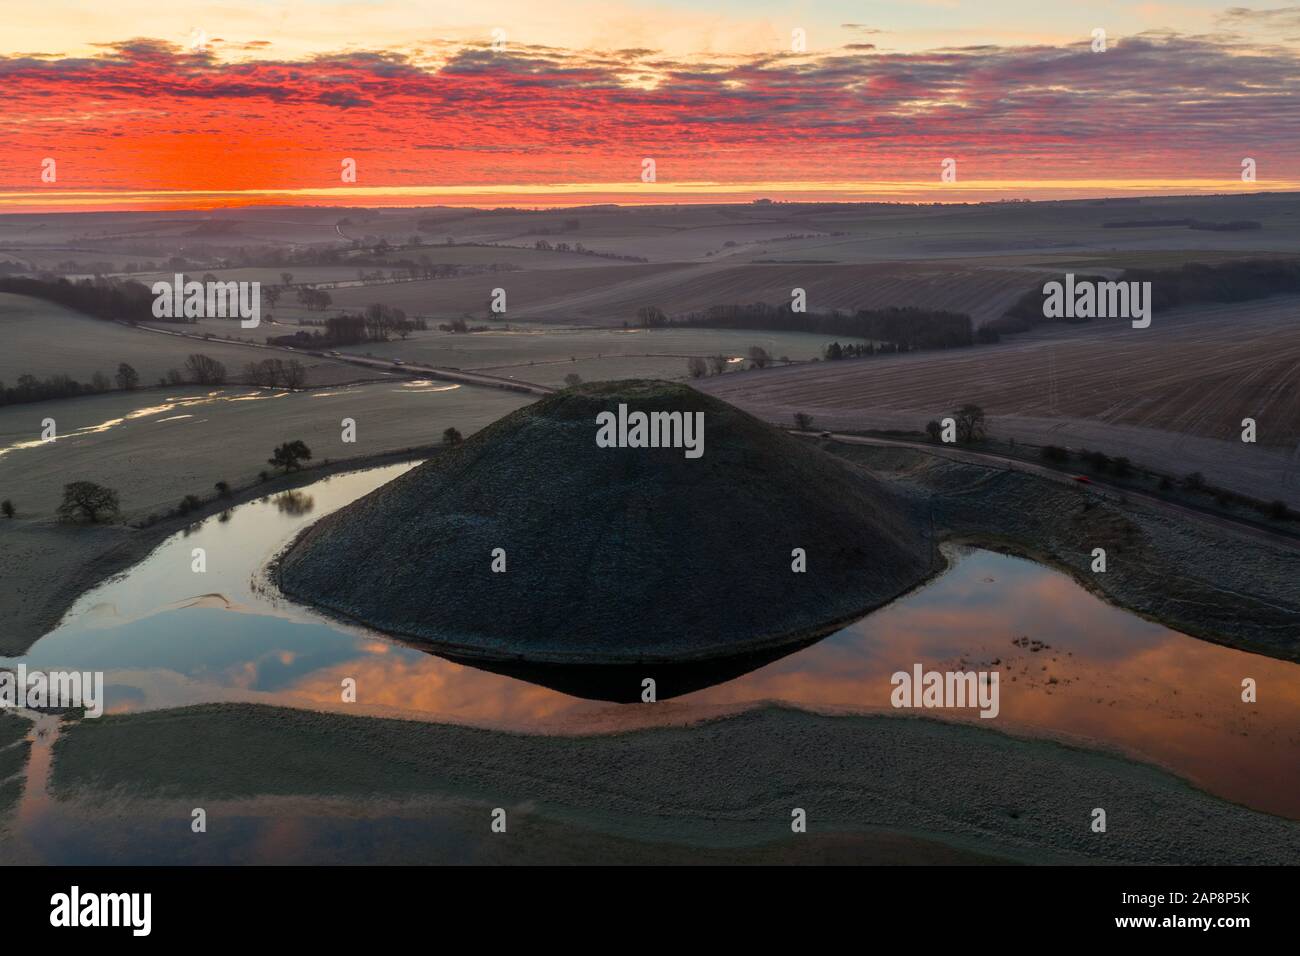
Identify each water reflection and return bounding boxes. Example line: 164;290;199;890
274;491;315;516
0;390;282;460
6;464;1299;819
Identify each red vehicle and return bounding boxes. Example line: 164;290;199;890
1072;475;1092;485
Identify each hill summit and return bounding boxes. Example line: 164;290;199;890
277;381;934;669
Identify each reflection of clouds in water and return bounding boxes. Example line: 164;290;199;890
290;655;566;723
16;457;1300;818
105;684;147;713
663;553;1300;818
223;660;261;691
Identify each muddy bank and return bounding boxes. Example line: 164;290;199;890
48;703;1300;865
0;445;438;656
827;441;1300;663
0;713;30;827
2;792;1008;865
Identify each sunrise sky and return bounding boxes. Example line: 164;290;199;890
2;1;1299;210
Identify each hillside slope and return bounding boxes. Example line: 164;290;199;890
277;380;935;667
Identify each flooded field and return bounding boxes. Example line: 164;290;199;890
6;465;1298;825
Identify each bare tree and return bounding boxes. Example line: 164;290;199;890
269;440;313;472
282;359;306;389
57;481;120;523
115;362;139;390
636;305;668;328
185;353;227;385
687;357;708;379
953;404;986;444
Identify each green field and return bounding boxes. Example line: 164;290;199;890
0;294;362;387
0;380;532;518
339;325;845;378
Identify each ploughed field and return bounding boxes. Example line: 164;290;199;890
308;260;1039;327
702;296;1300;448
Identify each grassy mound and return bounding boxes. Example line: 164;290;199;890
277;381;934;664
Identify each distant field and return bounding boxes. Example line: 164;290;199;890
481;354;713;386
355;244;632;271
5;193;1300;271
287;259;1039;327
140;314;316;344
320;262;683;318
132;266;367;287
338;325;843;373
0;381;532;518
128;246;608;288
700;297;1300;448
508;261;1041;326
0;294;366;388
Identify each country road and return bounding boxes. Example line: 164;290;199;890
125;320;554;395
337;353;554;395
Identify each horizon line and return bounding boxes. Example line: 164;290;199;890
0;180;1285;215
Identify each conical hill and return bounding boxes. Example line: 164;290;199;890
277;380;935;665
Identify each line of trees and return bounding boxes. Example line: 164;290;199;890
822;339;968;361
296;287;333;311
686;351;772;377
0;353;237;407
1;362;140;406
925;404;986;444
269;304;415;348
0;274;275;326
1;372;114;406
0;276;156;323
992;258;1300;336
244;358;306;388
657;302;979;352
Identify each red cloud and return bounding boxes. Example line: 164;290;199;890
1;34;1297;197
